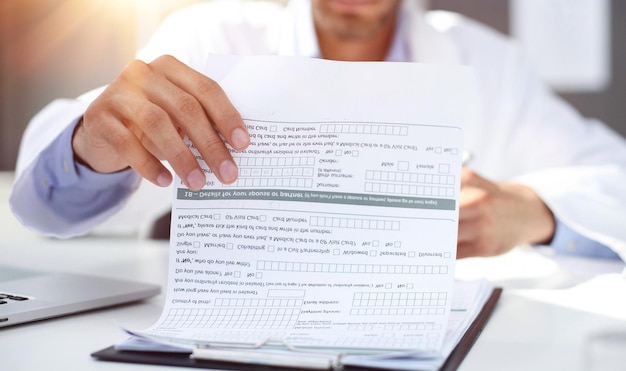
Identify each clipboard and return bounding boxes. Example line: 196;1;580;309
91;287;502;370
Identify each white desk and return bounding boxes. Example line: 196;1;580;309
2;171;625;371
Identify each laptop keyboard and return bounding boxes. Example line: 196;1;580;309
0;293;30;305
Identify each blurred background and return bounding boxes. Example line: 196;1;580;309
1;0;624;171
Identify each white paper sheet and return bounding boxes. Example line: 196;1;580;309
139;55;479;355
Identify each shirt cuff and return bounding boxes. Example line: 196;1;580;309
34;117;139;196
550;218;621;260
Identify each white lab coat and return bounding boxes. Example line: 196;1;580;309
10;0;626;260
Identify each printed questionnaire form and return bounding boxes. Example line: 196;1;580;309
138;55;479;355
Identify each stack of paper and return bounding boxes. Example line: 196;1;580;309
104;55;497;370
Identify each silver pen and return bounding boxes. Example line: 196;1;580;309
462;150;473;166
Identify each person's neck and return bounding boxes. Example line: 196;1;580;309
316;20;396;62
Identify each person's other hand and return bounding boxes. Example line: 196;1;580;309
457;168;555;258
72;55;250;190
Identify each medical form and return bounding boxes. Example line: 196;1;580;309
139;55;479;355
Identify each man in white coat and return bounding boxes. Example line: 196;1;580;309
9;0;626;260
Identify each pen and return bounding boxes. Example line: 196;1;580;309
462;150;473;166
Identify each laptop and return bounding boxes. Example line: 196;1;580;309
0;265;161;328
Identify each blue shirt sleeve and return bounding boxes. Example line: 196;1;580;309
550;218;621;260
32;117;141;222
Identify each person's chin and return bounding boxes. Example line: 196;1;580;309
328;0;379;12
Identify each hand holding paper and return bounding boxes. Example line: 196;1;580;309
106;55;497;370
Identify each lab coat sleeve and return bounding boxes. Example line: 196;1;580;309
509;49;626;262
7;9;196;238
449;18;626;261
6;2;220;238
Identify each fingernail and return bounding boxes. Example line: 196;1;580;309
186;169;206;190
156;171;172;187
230;127;250;150
219;160;238;184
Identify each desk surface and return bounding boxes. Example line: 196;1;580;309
2;171;626;371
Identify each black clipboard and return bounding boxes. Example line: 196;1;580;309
91;287;502;370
